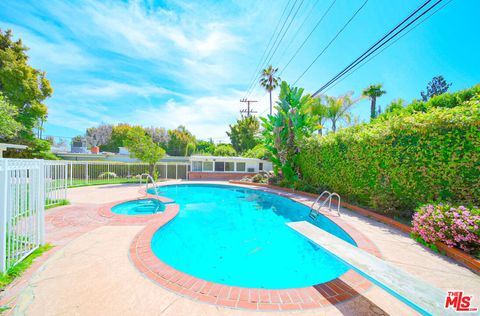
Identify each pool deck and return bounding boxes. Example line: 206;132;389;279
1;181;479;315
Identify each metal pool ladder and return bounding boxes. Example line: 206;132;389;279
309;191;341;219
140;173;162;213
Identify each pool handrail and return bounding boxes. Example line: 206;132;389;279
140;173;162;213
309;191;341;219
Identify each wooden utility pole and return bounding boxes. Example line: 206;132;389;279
240;98;258;117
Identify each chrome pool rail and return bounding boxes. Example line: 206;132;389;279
140;173;160;197
140;173;162;213
309;191;341;219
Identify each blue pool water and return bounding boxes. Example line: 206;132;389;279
111;198;165;215
149;184;355;289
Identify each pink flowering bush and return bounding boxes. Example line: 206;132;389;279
412;203;480;255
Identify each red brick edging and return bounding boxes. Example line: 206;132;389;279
229;181;480;273
128;185;381;311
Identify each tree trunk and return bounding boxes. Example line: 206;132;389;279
269;91;272;115
149;163;155;179
332;119;336;132
371;97;377;120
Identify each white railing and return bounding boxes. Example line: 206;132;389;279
65;161;189;187
44;161;68;207
0;159;189;272
0;159;45;272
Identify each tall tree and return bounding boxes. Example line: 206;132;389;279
0;93;22;138
362;84;386;120
323;93;360;132
307;96;328;135
166;125;196;156
213;144;236;157
260;81;316;184
125;127;165;176
260;65;280;115
226;116;260;153
0;29;53;157
420;75;452;101
144;126;169;148
100;123;133;153
86;124;113;147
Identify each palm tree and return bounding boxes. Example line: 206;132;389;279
323;93;360;133
260;65;280;115
362;84;386;120
307;96;327;135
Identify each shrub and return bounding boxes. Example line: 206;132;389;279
298;100;480;217
98;172;118;179
412;203;480;254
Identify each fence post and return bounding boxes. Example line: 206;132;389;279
85;162;89;185
69;162;73;187
37;160;45;245
0;159;8;272
64;162;68;200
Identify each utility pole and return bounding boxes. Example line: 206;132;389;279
240;98;258;117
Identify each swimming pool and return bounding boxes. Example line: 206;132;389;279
111;198;165;215
149;184;355;289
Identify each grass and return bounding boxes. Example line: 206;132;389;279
0;243;53;290
46;199;70;209
68;178;143;188
67;178;168;188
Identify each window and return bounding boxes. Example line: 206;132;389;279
259;162;263;171
192;161;202;172
236;162;246;172
225;162;235;171
203;161;213;171
215;161;224;172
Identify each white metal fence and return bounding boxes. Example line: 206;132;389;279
65;161;189;187
0;159;188;272
0;159;45;272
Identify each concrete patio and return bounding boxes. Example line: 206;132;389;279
2;182;479;315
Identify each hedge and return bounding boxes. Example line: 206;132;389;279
298;102;479;218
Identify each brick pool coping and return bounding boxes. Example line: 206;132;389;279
126;183;382;311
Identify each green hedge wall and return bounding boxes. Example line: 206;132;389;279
298;102;480;217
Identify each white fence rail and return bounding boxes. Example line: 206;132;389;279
66;161;189;187
0;159;188;272
0;159;45;272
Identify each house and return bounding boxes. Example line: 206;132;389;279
188;155;272;180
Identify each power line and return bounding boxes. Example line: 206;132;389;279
242;0;291;99
293;0;369;85
275;0;322;66
279;0;337;76
323;0;453;94
246;0;305;98
261;0;305;70
243;0;297;98
313;0;445;96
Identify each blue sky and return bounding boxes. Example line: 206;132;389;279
1;0;478;141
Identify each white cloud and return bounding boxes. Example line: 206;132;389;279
129;92;245;140
65;81;180;98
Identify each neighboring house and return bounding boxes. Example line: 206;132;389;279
188;155;273;180
55;152;272;180
70;140;88;154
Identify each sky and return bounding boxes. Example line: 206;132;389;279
0;0;478;142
